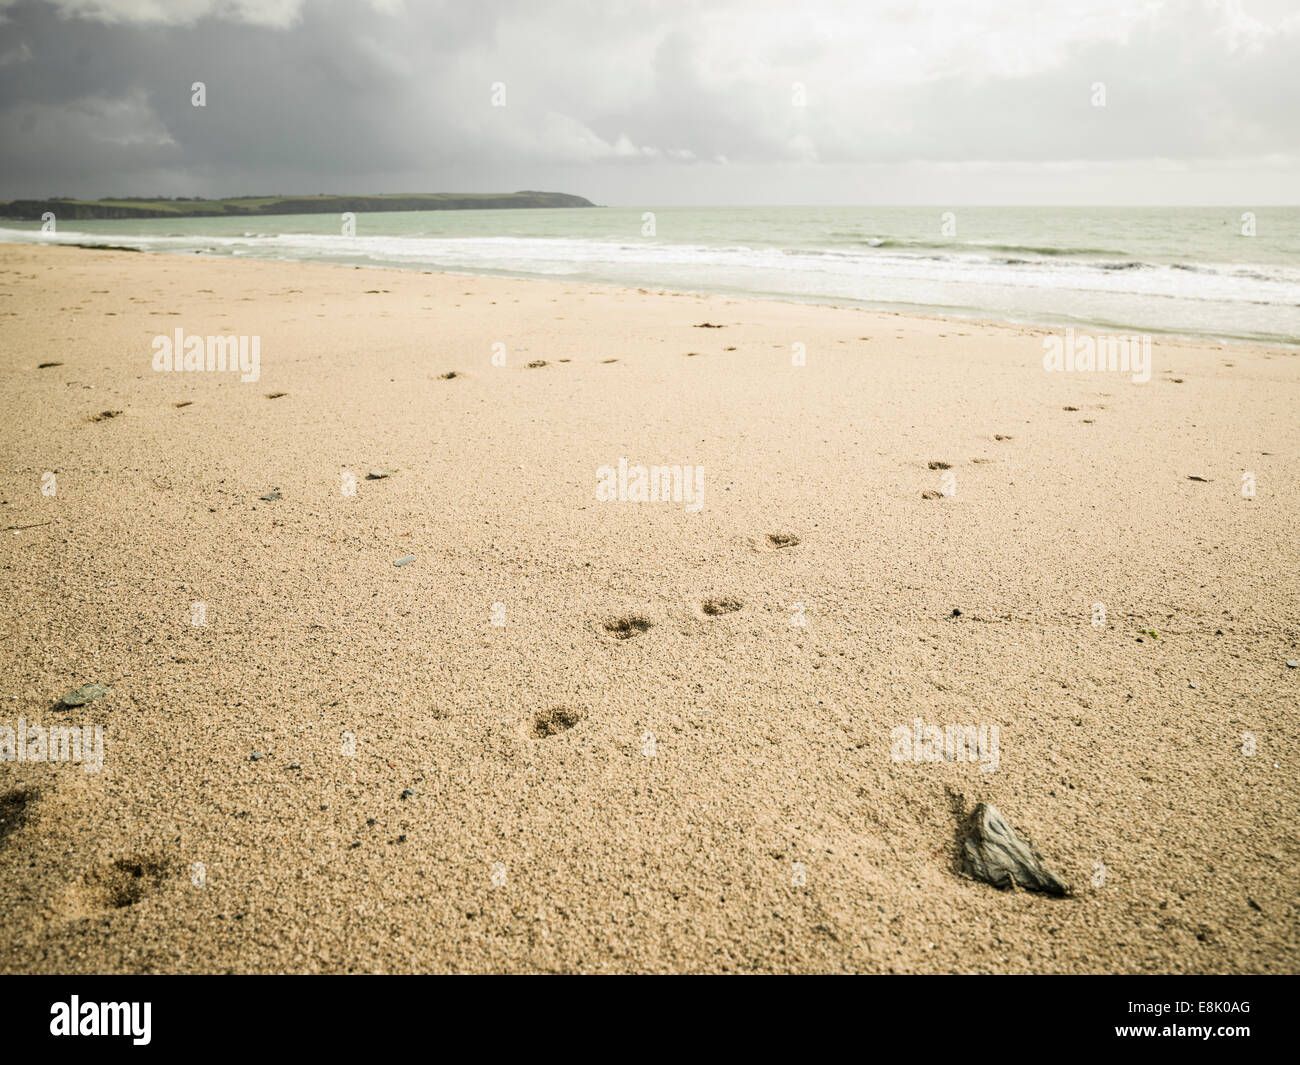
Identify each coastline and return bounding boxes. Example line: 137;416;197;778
1;241;1296;974
4;203;1297;350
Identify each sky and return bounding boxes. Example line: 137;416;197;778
0;0;1297;205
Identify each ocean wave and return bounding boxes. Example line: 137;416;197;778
3;225;1296;343
834;235;1135;259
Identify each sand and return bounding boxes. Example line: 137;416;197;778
0;241;1296;974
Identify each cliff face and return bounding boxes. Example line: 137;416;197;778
0;191;597;221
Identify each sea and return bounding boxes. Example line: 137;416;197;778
3;205;1297;345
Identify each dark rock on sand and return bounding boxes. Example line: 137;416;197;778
961;802;1070;896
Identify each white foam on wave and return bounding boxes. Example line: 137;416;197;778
2;226;1296;342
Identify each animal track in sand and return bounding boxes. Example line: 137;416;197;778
0;789;36;851
531;706;583;739
767;533;800;549
928;461;951;470
921;490;944;499
88;410;123;422
603;616;651;640
701;597;743;616
80;855;173;910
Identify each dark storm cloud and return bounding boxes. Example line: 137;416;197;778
0;0;1297;202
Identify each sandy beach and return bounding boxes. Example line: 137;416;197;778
0;241;1296;974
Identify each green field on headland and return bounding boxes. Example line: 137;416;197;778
0;191;596;220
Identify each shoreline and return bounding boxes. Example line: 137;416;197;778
3;236;1296;353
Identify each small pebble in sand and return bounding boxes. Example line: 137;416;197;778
1287;660;1298;669
1187;475;1210;482
250;751;267;761
367;469;396;479
259;490;281;501
57;682;111;709
401;788;416;799
394;554;416;567
951;608;962;617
